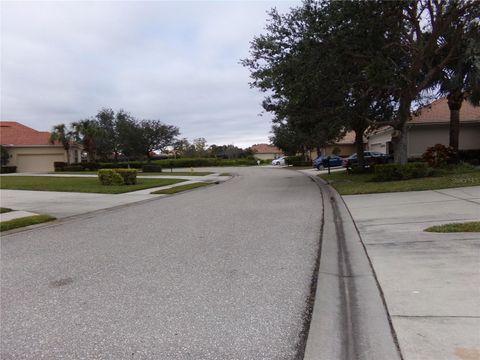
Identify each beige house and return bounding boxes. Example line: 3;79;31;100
368;98;480;157
251;144;283;160
308;131;363;159
0;121;82;172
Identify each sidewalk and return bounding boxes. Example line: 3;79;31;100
343;186;480;360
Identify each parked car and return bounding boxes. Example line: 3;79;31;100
272;156;287;166
343;151;392;167
312;155;344;170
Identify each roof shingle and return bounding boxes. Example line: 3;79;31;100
0;121;58;146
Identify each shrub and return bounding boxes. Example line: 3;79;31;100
63;165;84;172
0;166;16;174
422;144;456;167
142;164;163;172
114;169;137;185
1;145;9;166
347;164;374;174
80;162;101;171
458;149;480;165
372;162;431;182
54;162;67;171
98;169;124;185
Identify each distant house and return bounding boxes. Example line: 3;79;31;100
251;144;283;160
308;131;365;159
0;121;82;172
367;98;480;157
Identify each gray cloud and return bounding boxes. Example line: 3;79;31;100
1;0;298;148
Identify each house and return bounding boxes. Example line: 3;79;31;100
308;131;365;159
251;143;284;160
0;121;82;172
368;98;480;157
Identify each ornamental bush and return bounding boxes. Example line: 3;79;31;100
98;169;124;185
114;169;137;185
372;162;431;182
422;144;456;167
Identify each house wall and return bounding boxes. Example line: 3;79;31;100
5;146;67;172
309;144;357;159
408;123;480;157
368;130;393;154
253;153;282;160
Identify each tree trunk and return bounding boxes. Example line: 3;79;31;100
354;129;365;168
392;97;412;164
447;90;463;157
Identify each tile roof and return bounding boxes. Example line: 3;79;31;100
0;121;59;146
411;97;480;124
251;143;283;154
336;131;356;144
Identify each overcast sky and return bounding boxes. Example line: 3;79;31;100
1;0;298;148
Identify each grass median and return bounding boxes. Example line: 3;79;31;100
151;182;210;194
425;221;480;233
0;214;56;232
0;207;12;214
0;176;187;194
320;169;480;195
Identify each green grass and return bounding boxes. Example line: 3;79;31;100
320;170;480;195
425;221;480;233
0;176;187;194
55;171;213;176
0;207;12;214
0;214;56;232
219;173;231;176
151;182;211;194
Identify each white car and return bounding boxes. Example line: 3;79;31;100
272;156;287;166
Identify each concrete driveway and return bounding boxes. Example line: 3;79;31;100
343;186;480;360
1;166;322;359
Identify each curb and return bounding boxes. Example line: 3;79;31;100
303;175;402;360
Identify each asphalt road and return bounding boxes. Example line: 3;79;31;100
1;167;322;359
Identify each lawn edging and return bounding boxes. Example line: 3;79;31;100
151;182;211;195
0;215;56;232
424;221;480;233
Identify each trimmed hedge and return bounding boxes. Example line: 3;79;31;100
98;169;124;185
142;164;163;172
98;169;137;185
54;162;67;171
114;169;137;185
0;166;17;174
63;165;84;172
372;162;431;182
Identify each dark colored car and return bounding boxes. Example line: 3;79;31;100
312;155;344;170
342;151;392;167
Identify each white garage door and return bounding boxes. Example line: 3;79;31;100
17;154;65;173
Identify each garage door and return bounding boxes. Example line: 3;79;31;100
17;154;65;173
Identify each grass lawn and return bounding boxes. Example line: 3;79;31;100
55;171;213;176
320;170;480;195
0;214;56;232
0;207;12;214
219;173;231;176
0;176;187;194
151;182;210;194
425;221;480;233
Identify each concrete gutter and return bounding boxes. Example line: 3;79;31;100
303;175;402;360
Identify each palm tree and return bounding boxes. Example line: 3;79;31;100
438;29;480;156
49;124;73;165
72;120;98;162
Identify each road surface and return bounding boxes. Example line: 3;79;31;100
1;167;322;359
